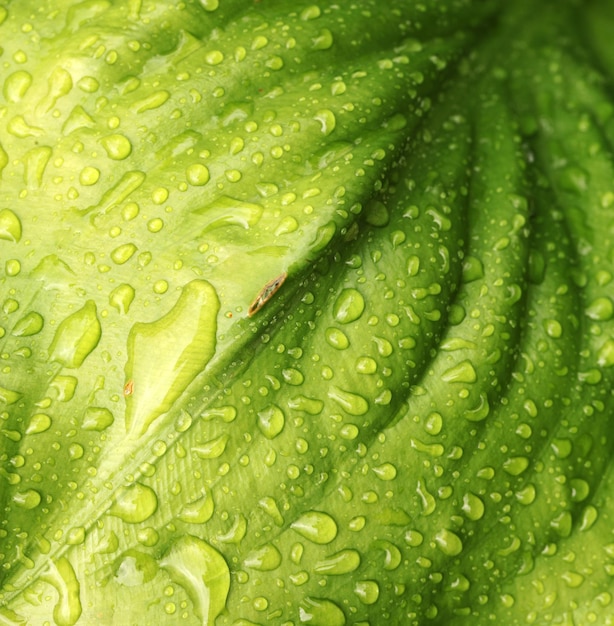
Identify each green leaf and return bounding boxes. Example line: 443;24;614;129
1;0;613;624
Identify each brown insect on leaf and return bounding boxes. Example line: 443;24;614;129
248;272;287;317
124;380;134;396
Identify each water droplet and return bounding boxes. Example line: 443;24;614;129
125;280;219;436
41;558;82;626
12;311;44;336
434;528;463;556
314;549;360;575
311;28;334;50
132;90;170;113
49;300;101;368
333;289;365;324
101;134;132;160
177;491;214;524
570;478;590;502
299;597;345;626
26;413;52;434
114;550;157;587
416;478;436;515
544;319;563;338
503;456;529;476
217;513;247;544
3;70;33;102
13;489;41;509
550;511;573;538
291;511;338;544
424;412;443;435
372;462;397;481
287;395;324;414
82;406;114;431
373;540;402;570
585;296;613;321
259;496;285;525
441;360;477;383
79;166;100;186
192;434;229;459
109;483;158;523
186;163;210;186
314;109;336;135
354;580;380;605
111;243;137;265
109;284;135;314
355;356;377;374
325;327;349;350
257;405;285;439
161;535;230;625
463;393;490;421
201;405;237;422
462;492;485;521
328;387;369;415
244;543;282;571
195;196;262;231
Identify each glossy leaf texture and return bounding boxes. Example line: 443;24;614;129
0;0;613;624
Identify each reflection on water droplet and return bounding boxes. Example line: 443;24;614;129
291;511;338;544
192;434;229;459
328;387;368;415
26;413;52;434
101;134;132;160
161;535;230;625
434;528;463;556
314;109;336;136
12;311;44;337
0;208;23;243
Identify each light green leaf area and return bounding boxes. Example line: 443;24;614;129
0;0;613;624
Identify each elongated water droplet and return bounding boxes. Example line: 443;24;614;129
328;386;369;415
125;280;219;436
12;311;44;336
49;301;101;368
41;558;82;626
161;535;230;625
109;284;135;314
314;549;360;575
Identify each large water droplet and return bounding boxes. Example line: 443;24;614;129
49;301;101;368
178;490;214;524
161;535;230;625
41;558;82;626
434;528;463;556
291;511;338;544
257;405;285;439
333;289;365;324
244;543;282;571
109;483;158;523
101;133;133;160
354;580;380;605
314;549;360;575
299;597;345;626
125;280;219;436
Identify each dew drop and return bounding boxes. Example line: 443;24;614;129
434;528;463;556
354;580;380;605
82;406;114;431
111;243;137;265
101;134;132;160
299;597;345;626
441;360;477;383
49;301;101;368
192;434;229;459
244;543;282;571
314;109;336;135
109;483;158;523
26;413;52;435
333;289;365;324
257;405;285;439
41;558;82;626
12;311;44;337
291;511;338;544
109;284;136;314
314;549;360;575
461;492;485;521
125;280;219;436
13;488;41;509
161;535;230;625
177;491;214;524
328;386;369;415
